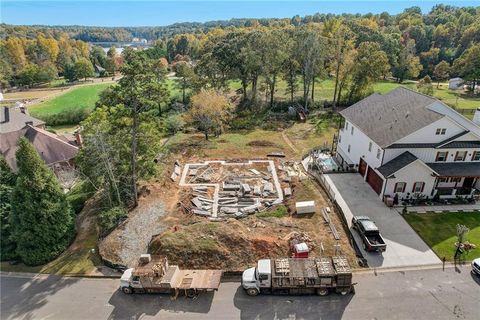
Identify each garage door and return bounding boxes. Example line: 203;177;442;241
366;167;383;195
359;158;367;177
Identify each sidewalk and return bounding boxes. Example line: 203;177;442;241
405;203;480;214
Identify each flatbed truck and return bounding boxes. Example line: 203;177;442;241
119;254;223;298
242;256;354;296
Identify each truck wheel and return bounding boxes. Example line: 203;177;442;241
122;287;133;294
246;288;259;296
316;288;329;296
340;289;350;295
186;289;197;298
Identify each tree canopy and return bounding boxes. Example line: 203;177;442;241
10;138;74;265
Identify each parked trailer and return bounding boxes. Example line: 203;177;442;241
242;256;354;296
120;254;222;299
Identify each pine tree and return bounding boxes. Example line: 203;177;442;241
0;157;17;260
10;138;74;265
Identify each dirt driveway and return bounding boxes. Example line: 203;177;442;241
324;173;441;268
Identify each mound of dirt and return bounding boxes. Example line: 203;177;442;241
149;218;288;271
246;140;278;147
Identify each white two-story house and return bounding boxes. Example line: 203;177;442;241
336;87;480;201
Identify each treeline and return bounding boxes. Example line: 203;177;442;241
169;5;480;108
0;33;109;87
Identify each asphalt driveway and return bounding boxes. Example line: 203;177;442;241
324;173;441;268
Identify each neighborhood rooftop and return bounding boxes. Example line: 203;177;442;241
340;87;443;148
0;106;45;134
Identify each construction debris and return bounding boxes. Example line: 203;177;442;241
178;160;284;219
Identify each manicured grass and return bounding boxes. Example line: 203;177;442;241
29;83;111;117
228;78;478;118
404;211;480;261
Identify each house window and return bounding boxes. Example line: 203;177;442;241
472;151;480;161
435;151;448;162
394;182;406;193
345;122;349;130
376;148;381;159
338;135;341;143
351;126;354;135
454;151;467;161
348;145;351;153
368;142;372;152
438;177;448;183
435;128;447;135
412;182;425;193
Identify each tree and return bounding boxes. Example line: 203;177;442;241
10;138;74;265
453;44;480;92
93;47;170;207
346;42;389;104
433;60;450;88
392;38;423;83
16;63;39;86
185;90;233;140
259;29;288;108
417;75;434;95
74;57;95;81
175;61;195;104
0;157;17;261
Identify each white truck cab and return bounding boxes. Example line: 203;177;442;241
119;268;144;293
242;259;271;296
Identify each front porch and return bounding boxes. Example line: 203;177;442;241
432;176;479;199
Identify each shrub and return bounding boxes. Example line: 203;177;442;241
38;107;90;126
229;111;264;130
165;113;185;135
66;181;95;214
98;206;127;234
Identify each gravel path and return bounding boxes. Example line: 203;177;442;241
99;200;167;268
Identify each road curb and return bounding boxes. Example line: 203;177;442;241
0;271;121;279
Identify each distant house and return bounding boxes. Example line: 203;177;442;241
0;106;79;174
336;87;480;201
448;77;464;90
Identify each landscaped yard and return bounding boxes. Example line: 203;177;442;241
404;211;480;261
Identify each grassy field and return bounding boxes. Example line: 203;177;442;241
229;78;478;116
29;83;112;118
404;211;480;261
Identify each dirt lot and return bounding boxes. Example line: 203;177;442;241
98;121;356;271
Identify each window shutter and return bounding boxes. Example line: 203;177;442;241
420;182;425;192
402;183;406;193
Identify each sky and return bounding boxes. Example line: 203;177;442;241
1;1;478;27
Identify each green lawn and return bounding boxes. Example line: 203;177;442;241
29;83;112;118
228;78;478;118
404;212;480;261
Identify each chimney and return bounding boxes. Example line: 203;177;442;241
3;107;9;123
473;108;480;126
74;129;83;147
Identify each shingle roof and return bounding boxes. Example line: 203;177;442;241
0;106;45;133
386;130;472;149
426;162;480;177
340;87;443;148
0;125;79;171
377;151;420;178
440;141;480;149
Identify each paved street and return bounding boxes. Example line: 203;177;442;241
1;266;479;320
325;173;441;268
